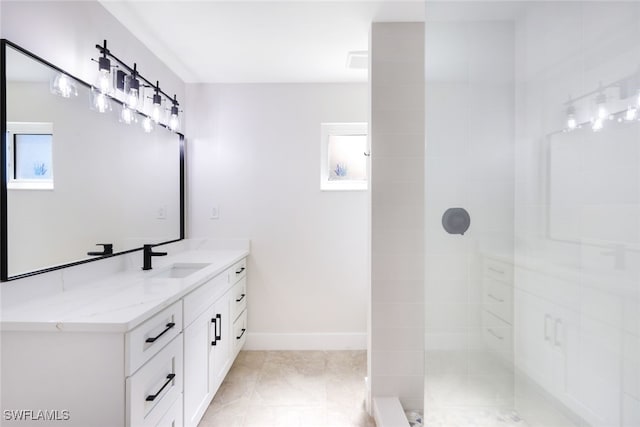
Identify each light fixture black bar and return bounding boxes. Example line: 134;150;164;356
1;40;8;281
95;42;177;103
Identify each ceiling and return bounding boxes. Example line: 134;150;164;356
100;1;425;83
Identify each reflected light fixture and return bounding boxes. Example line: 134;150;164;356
120;105;135;124
142;116;154;133
51;73;78;98
566;104;577;131
595;91;608;120
91;88;112;113
95;40;112;94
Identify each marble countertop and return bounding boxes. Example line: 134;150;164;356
0;249;249;333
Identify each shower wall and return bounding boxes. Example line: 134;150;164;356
514;2;640;426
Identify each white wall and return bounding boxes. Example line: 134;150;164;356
370;22;426;412
186;83;369;349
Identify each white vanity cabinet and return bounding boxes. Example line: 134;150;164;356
0;252;248;427
182;258;247;427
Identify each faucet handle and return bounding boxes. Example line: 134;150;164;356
87;243;113;256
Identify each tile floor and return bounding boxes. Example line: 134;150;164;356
199;350;376;427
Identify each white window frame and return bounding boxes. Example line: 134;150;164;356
320;122;368;191
6;121;54;190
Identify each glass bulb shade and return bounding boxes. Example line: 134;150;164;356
151;104;162;123
120;105;135;124
567;114;577;130
169;113;180;131
142;117;154;133
127;88;139;109
51;73;78;98
626;106;638;121
96;56;112;94
91;89;112;113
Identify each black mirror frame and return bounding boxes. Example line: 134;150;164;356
0;39;185;282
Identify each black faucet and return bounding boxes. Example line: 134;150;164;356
142;244;167;270
87;243;113;256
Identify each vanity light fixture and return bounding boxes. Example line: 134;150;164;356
169;94;180;132
126;63;141;110
151;81;162;123
51;72;78;98
91;39;183;132
95;40;112;95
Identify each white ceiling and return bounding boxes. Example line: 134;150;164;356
100;1;425;83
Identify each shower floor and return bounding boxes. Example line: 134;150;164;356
423;407;529;427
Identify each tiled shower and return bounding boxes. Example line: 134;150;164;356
372;2;640;426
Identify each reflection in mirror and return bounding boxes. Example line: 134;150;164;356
2;40;183;280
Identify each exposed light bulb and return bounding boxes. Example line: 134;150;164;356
566;105;577;131
127;87;139;109
626;105;638;121
96;41;112;94
142;117;154;133
168;94;180;131
51;73;78;98
152;103;162;123
169;111;180;131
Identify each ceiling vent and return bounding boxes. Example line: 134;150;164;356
346;51;368;70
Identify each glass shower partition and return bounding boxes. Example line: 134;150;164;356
424;2;640;426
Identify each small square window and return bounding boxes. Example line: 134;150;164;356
6;122;54;190
321;123;368;191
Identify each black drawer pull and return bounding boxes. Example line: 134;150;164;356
235;267;245;274
145;322;175;343
236;294;246;302
236;328;246;340
215;314;222;341
145;374;175;402
211;317;217;346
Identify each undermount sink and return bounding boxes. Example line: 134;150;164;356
152;263;210;279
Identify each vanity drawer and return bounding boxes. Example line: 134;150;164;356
229;258;247;284
126;301;183;376
230;277;247;322
126;335;183;427
233;309;247;358
156;392;183;427
483;310;513;358
483;277;513;324
483;258;513;284
183;272;228;327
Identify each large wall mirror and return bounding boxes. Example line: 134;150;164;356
1;39;184;281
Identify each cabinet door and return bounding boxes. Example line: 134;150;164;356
514;289;560;393
209;290;232;394
183;308;213;427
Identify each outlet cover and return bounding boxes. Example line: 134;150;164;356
210;206;220;220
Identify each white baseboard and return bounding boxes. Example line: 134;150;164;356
244;332;367;350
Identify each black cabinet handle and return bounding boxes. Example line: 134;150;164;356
236;328;246;340
236;294;246;303
145;322;175;343
145;374;175;402
235;267;245;274
211;317;217;346
215;314;222;341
